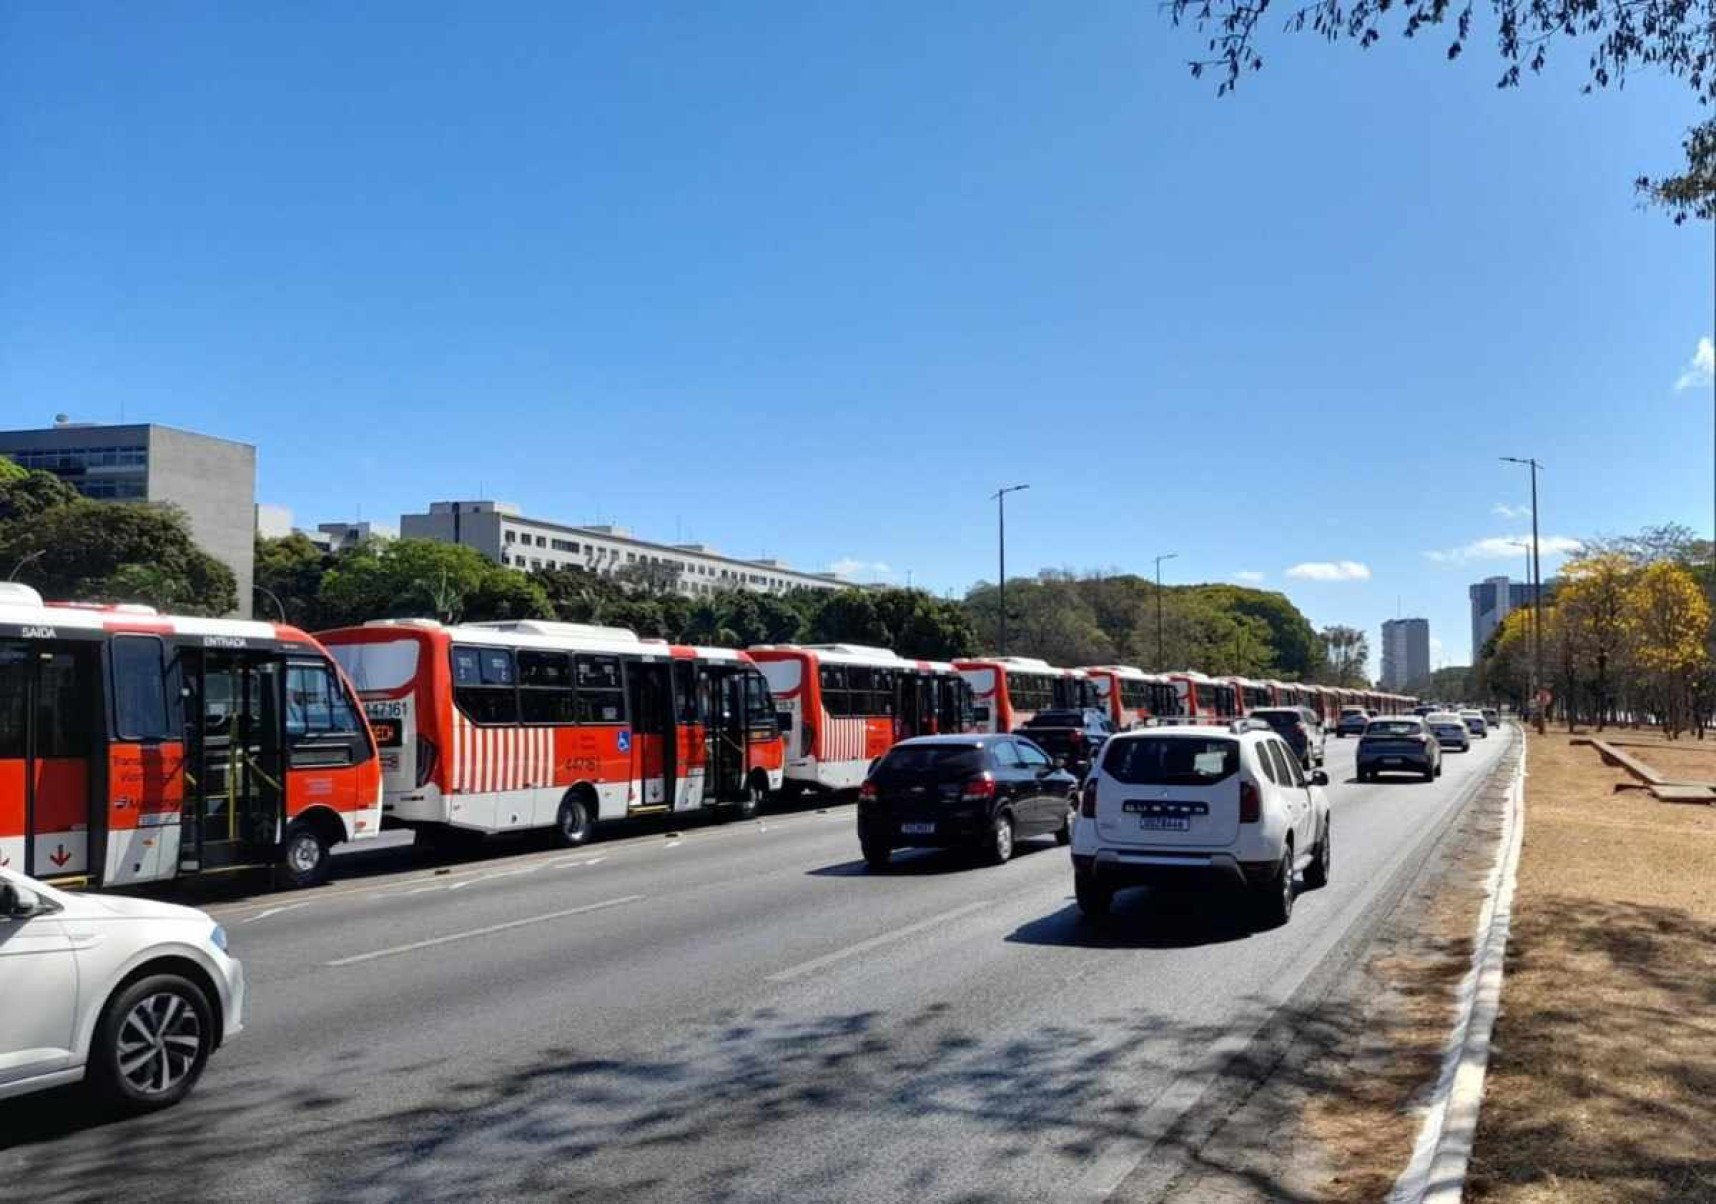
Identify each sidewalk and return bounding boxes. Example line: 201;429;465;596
1467;731;1716;1202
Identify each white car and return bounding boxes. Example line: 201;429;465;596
0;867;244;1110
1070;721;1332;927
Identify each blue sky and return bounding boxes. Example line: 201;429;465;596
4;1;1712;667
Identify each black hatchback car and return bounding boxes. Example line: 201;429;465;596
857;735;1080;870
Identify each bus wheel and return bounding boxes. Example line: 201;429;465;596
733;779;764;821
554;794;594;848
280;823;331;889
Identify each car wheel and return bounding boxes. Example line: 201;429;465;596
1054;807;1073;846
1251;847;1294;929
1075;872;1112;919
89;974;215;1113
1304;818;1330;889
1422;766;1435;782
1435;762;1444;778
553;795;593;848
860;838;892;870
1357;769;1371;783
280;822;330;888
983;812;1015;866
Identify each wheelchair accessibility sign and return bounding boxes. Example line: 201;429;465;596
616;729;632;753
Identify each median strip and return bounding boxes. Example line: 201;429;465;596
324;895;645;966
766;899;992;984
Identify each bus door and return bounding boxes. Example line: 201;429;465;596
0;639;98;881
672;660;705;811
179;651;284;875
701;667;747;802
626;660;674;811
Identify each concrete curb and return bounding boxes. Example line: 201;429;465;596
1389;730;1528;1203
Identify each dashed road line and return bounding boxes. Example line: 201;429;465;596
324;895;646;967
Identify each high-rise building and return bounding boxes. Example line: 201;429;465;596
399;500;853;596
1381;618;1431;691
0;421;257;617
1469;576;1542;660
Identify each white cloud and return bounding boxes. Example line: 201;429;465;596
1424;535;1583;564
1285;561;1371;582
828;557;893;579
1233;570;1266;583
1674;336;1714;391
1492;503;1532;520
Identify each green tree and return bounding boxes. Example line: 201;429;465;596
1319;626;1371;688
0;463;80;525
318;539;550;626
254;533;334;627
1167;0;1715;222
0;500;236;615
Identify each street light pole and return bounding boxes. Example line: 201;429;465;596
1153;552;1178;669
1503;457;1546;733
992;484;1029;656
6;549;45;582
254;584;288;624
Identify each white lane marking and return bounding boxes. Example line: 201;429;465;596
766;899;993;984
238;902;311;925
325;895;645;967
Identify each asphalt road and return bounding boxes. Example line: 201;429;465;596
1;729;1513;1203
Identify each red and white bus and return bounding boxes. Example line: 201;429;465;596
898;659;976;740
320;619;785;847
1164;671;1241;724
0;583;382;890
1080;665;1179;729
748;644;917;792
1222;676;1277;715
954;656;1097;733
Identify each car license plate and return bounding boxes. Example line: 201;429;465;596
1384;757;1404;766
1138;816;1190;831
900;822;935;835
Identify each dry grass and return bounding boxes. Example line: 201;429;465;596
1467;732;1716;1203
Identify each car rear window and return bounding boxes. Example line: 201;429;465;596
1252;710;1298;730
1021;710;1082;727
874;744;987;778
1102;736;1238;786
1365;720;1422;737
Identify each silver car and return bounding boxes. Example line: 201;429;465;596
1427;712;1471;752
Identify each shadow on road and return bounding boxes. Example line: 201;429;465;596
807;839;1064;878
1006;890;1257;951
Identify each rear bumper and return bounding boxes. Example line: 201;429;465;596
859;808;989;847
1358;752;1435;774
1072;849;1273;891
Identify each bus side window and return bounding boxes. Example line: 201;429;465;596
574;655;626;723
452;645;518;725
112;636;173;741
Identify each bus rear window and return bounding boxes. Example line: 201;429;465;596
328;638;420;694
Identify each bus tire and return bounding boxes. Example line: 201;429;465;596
89;972;215;1113
554;791;595;848
733;776;765;821
280;822;331;889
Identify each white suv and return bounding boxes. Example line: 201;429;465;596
1;867;244;1110
1070;722;1331;927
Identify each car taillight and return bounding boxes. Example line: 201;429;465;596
415;736;438;788
858;780;877;800
1068;730;1085;745
1239;780;1261;823
1080;779;1098;818
960;773;997;801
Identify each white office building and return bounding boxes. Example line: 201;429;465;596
399;501;851;597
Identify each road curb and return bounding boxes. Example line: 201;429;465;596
1389;730;1528;1203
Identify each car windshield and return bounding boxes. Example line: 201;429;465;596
1102;736;1239;785
873;745;987;778
1365;721;1422;737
